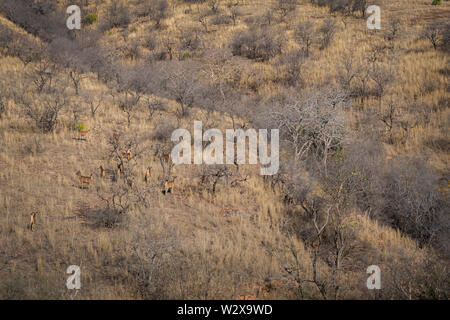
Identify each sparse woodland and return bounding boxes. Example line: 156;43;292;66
0;0;448;299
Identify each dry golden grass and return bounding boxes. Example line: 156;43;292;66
0;0;448;299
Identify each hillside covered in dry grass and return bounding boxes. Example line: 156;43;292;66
0;0;448;299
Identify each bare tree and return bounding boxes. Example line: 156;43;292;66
95;190;129;227
161;36;177;60
209;0;221;14
101;0;130;31
120;38;141;61
294;21;316;57
83;90;106;119
128;221;177;298
283;139;367;299
0;96;6;120
274;0;296;22
20;89;68;133
376;98;402;144
260;10;275;26
149;0;169;28
319;19;338;50
422;22;444;50
144;97;167;121
68;68;86;96
114;90;142;127
198;11;209;33
112;65;150;126
269;88;347;174
4;36;40;67
275;49;307;87
354;63;371;106
284;198;336;299
164;62;198;118
385;18;402;43
337;53;358;93
199;165;233;195
27;57;58;93
231;26;284;61
50;37;89;96
370;63;394;107
230;7;240;26
177;25;201;51
366;42;387;65
352;0;368;18
377;157;445;247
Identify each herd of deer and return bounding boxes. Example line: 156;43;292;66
74;149;176;194
28;148;175;231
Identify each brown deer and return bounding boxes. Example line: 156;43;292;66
116;162;123;179
377;232;386;250
99;166;106;178
76;171;93;189
78;130;88;140
121;149;132;160
28;212;37;231
162;152;171;163
127;179;134;189
144;167;152;184
164;176;176;194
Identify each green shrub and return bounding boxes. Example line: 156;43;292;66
83;13;98;25
432;0;442;5
181;52;191;60
76;123;86;131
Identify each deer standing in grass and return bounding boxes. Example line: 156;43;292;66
76;171;93;189
99;166;106;178
121;149;132;160
116;162;123;180
78;130;88;140
28;212;37;231
127;179;134;189
162;152;171;163
144;167;152;184
164;176;176;194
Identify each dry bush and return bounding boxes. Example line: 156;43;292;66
0;0;448;301
100;0;131;31
294;21;316;57
274;50;307;87
138;0;170;29
274;0;297;22
163;61;199;117
311;0;367;17
318;18;338;50
152;121;176;143
231;26;284;61
0;96;7;120
0;0;66;40
375;157;447;248
268;87;347;165
20;89;69;133
422;22;447;50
